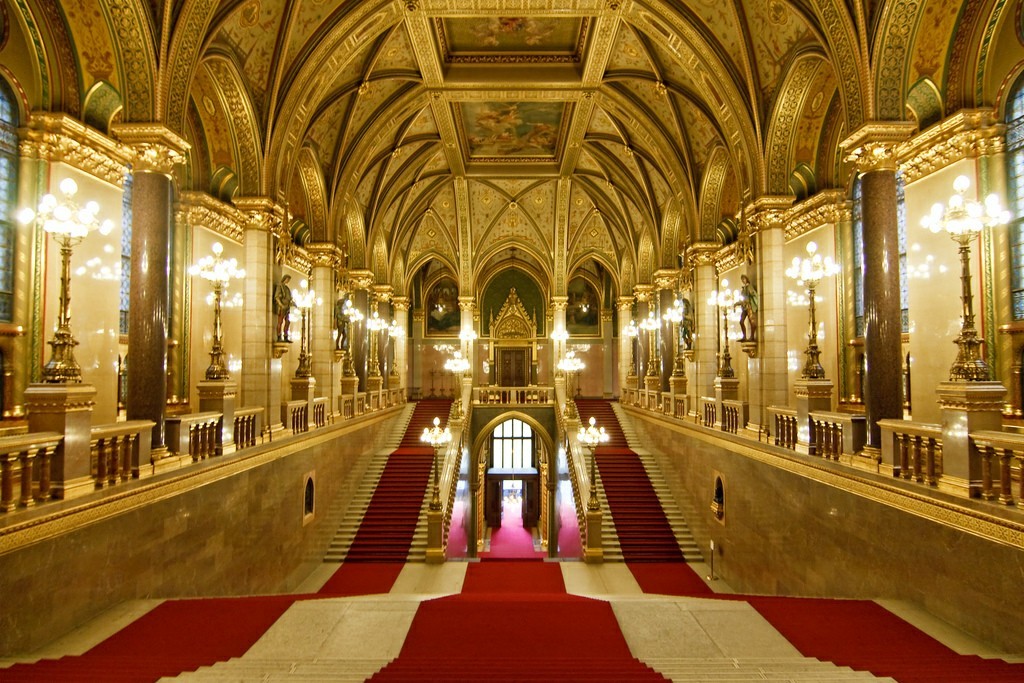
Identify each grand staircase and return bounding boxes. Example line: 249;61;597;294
325;399;451;563
575;399;700;563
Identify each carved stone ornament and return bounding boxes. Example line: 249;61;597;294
653;268;679;292
306;242;345;270
179;192;244;244
348;269;375;291
632;284;654;303
840;121;917;174
21;113;130;188
111;123;189;175
898;110;1006;184
489;289;537;340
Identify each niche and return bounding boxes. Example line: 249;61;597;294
303;473;315;525
710;475;725;523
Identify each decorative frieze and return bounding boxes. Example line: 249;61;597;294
111;123;189;176
783;189;850;241
20;113;129;188
178;192;244;245
306;242;346;271
898;109;1006;184
840;121;917;173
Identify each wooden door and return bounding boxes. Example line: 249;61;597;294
485;478;502;527
498;348;529;386
523;476;540;527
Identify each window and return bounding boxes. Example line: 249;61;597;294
851;173;909;336
0;80;17;322
1008;75;1024;320
491;418;533;470
119;171;133;335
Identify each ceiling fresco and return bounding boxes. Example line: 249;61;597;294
457;101;567;161
437;17;588;62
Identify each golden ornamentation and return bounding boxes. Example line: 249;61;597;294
489;288;537;340
632;284;654;303
20;114;129;187
348;269;375;291
782;190;850;241
653;268;679;291
179;191;244;244
898;110;1005;184
111;123;189;176
306;242;345;270
840;122;917;173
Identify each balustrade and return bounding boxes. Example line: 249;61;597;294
91;421;151;485
283;401;308;434
972;431;1024;504
809;411;867;461
312;397;329;428
768;406;798;450
722;401;743;434
0;432;62;511
473;386;553;405
878;420;942;486
233;407;263;449
700;397;717;428
166;412;220;461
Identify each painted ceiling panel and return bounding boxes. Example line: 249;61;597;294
606;23;659;74
740;0;815;104
219;0;284;117
909;0;961;87
793;65;837;166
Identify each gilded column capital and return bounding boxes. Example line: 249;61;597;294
458;296;476;312
391;296;410;311
372;284;393;303
20;113;129;187
233;197;281;233
688;242;721;268
178;191;244;244
306;242;345;270
632;284;655;303
111;123;189;176
783;189;851;240
600;309;614;322
348;269;375;291
746;196;793;234
550;296;568;311
841;121;917;173
653;268;680;291
616;296;635;311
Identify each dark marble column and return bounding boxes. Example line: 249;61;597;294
861;168;903;448
113;126;188;451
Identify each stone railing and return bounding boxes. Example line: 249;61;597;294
699;397;716;428
312;397;329;428
339;394;356;420
878;419;942;486
767;406;798;450
283;400;308;434
0;432;62;512
91;420;154;485
166;412;221;461
810;411;867;461
233;407;263;450
473;386;554;405
722;400;747;434
972;431;1024;504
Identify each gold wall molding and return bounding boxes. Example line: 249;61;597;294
841;121;918;174
782;189;850;241
898;110;1006;184
20;113;129;188
111;123;189;176
626;406;1024;550
306;242;345;271
653;268;679;291
179;191;244;245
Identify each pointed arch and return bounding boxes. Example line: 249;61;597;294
765;53;825;195
699;147;730;241
297;146;328;241
203;55;263;196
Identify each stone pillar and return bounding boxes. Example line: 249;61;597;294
616;297;635;395
308;244;342;410
349;271;374;391
633;285;654;387
601;308;614;397
551;295;568;365
750;200;793;433
290;376;316;430
691;243;720;399
235;198;281;434
654;270;679;392
794;378;833;452
114;125;188;452
392;296;410;391
24;384;97;499
197;380;236;454
411;309;424;398
937;382;1006;497
843;125;915;451
458;296;476;395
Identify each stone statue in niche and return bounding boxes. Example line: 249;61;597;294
679;297;694;350
334;296;350;351
737;274;758;342
273;274;294;342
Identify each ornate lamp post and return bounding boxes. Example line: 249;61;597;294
921;175;1010;381
339;298;362;377
420;416;452;512
444;351;470;417
624;319;639;378
189;242;245;380
388;319;404;380
578;416;609;512
663;298;687;378
786;243;839;379
639;312;660;379
557;349;585;398
366;311;388;379
20;178;113;383
292;279;318;378
707;282;738;379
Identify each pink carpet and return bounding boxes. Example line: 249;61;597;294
479;498;545;559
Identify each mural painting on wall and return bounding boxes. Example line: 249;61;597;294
426;276;461;335
459;101;565;159
566;277;600;336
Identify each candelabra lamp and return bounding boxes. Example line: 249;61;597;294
785;243;839;380
366;311;388;379
340;299;362;377
578;416;609;512
921;175;1010;381
388;319;404;379
550;327;569;377
444;351;470;418
707;284;738;379
20;178;113;383
663;298;687;378
624;319;639;387
557;350;585;398
189;242;245;380
639;312;660;379
420;416;452;512
292;279;318;378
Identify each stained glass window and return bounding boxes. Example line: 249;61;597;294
1008;76;1024;320
491;418;533;470
0;80;17;323
120;172;133;335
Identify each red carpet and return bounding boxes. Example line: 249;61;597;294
318;561;405;595
461;561;565;594
345;400;451;562
480;498;545;559
627;561;714;596
749;596;1024;682
372;552;665;681
576;399;684;563
1;595;297;682
557;478;583;558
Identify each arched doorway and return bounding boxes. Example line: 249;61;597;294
485;418;539;530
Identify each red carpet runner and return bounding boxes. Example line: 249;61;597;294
342;399;451;563
575;399;684;564
370;562;667;682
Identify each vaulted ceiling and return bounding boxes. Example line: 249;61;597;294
17;0;1009;297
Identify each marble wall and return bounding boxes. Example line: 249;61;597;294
0;412;396;655
628;409;1024;653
